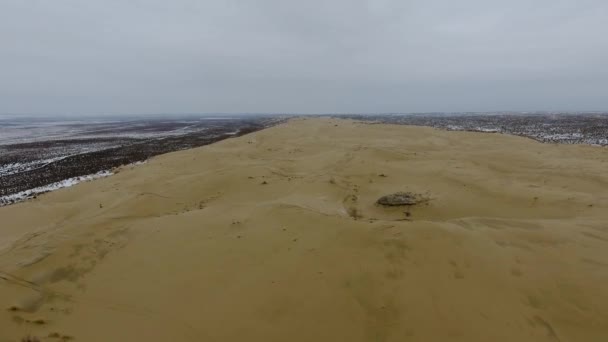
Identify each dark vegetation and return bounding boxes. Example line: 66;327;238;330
0;116;284;200
334;113;608;146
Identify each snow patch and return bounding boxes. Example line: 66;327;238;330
0;171;113;207
539;133;584;140
474;127;500;133
0;156;67;177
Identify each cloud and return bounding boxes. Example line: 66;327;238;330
1;0;607;114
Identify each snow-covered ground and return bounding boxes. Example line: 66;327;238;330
0;117;211;145
0;171;113;206
0;159;153;206
0;143;123;176
0;115;277;206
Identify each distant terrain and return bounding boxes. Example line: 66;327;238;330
2;118;608;341
0;115;284;204
334;113;608;145
1;113;606;206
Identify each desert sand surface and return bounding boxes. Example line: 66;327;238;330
2;118;608;341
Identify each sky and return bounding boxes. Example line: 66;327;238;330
1;0;607;115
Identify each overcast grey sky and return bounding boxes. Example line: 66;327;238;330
1;0;607;115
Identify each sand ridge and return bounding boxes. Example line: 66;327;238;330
1;118;608;341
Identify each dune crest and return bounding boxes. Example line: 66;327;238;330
2;118;608;341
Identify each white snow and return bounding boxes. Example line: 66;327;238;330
0;159;152;207
127;160;148;167
446;125;464;130
0;171;113;206
539;133;584;140
0;156;67;177
474;127;500;133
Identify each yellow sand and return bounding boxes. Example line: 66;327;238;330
2;118;608;341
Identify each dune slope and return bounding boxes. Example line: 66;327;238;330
2;118;608;341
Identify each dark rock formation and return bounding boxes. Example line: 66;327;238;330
377;192;427;206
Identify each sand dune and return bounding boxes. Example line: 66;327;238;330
2;118;608;341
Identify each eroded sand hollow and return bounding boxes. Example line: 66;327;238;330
2;118;608;341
